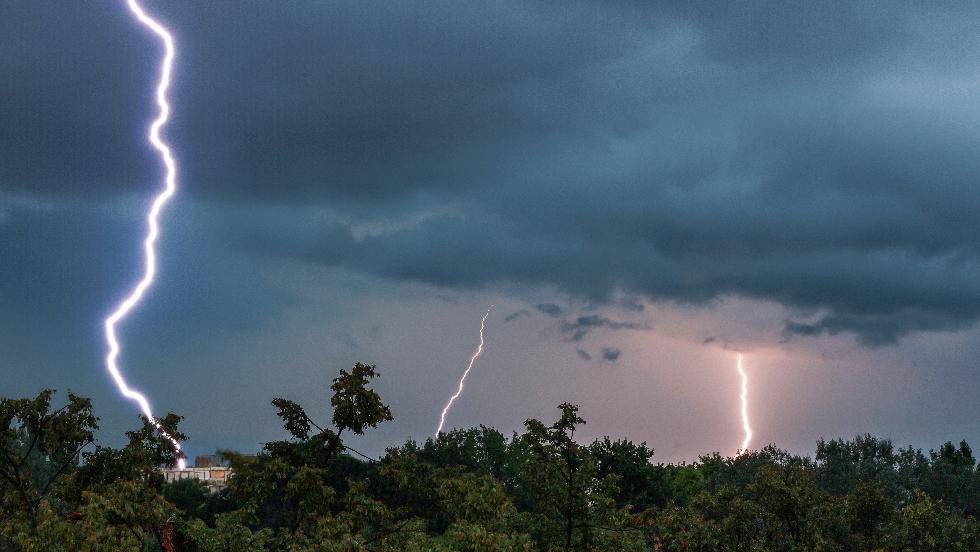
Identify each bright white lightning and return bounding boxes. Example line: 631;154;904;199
104;0;185;468
435;306;493;436
736;353;752;454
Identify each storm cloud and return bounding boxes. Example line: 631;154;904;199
560;315;649;342
6;1;980;347
504;309;531;322
600;347;621;363
536;304;565;318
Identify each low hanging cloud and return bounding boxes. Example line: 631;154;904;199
535;303;564;318
559;315;650;342
600;347;621;362
504;309;531;322
576;349;592;361
782;309;977;348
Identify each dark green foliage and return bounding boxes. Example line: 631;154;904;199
3;364;980;551
270;398;312;440
0;389;98;530
405;425;509;479
814;434;899;498
590;437;667;511
330;362;392;435
1;390;184;550
163;478;210;519
925;440;978;516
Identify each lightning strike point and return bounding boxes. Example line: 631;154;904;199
736;353;752;455
435;306;493;436
104;0;185;469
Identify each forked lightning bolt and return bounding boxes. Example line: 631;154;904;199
104;0;185;468
435;307;493;435
736;353;752;454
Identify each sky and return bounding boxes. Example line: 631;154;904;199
3;1;980;463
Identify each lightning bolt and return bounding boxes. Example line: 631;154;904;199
435;306;493;436
736;353;752;454
103;0;185;468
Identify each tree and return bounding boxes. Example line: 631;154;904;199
4;365;980;551
745;462;825;548
522;403;590;550
75;480;180;551
590;437;667;511
521;403;637;551
406;426;509;479
814;434;898;496
162;478;210;520
924;441;978;516
644;500;722;552
222;362;395;545
1;390;185;551
0;389;97;533
886;491;979;552
846;480;892;551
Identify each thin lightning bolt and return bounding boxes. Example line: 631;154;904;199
736;353;752;454
103;0;185;469
435;306;493;436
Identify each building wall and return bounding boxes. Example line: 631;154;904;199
160;466;232;492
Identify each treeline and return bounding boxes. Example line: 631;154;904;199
3;362;980;551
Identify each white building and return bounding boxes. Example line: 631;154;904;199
161;456;232;492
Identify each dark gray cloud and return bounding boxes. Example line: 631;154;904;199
601;347;621;363
559;315;649;342
504;309;531;322
620;298;645;312
702;337;717;345
576;349;592;361
535;304;564;318
6;1;980;347
783;309;978;348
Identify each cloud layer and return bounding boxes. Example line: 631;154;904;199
5;1;980;346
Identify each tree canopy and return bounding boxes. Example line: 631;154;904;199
3;362;979;551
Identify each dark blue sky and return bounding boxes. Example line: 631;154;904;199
3;1;980;461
